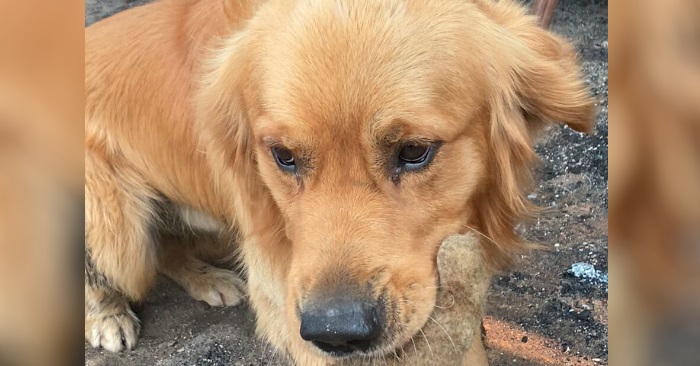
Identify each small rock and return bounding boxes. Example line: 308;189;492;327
575;310;592;321
569;262;608;286
156;341;177;350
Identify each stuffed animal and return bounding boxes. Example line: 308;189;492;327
340;233;491;366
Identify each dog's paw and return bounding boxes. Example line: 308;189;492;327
86;307;140;352
184;266;247;307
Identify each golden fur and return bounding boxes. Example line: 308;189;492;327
85;0;594;364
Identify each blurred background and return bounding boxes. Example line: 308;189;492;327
609;0;700;365
0;0;83;365
1;0;699;365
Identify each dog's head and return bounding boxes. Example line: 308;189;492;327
198;0;594;360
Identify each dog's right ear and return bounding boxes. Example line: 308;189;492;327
194;30;269;232
195;30;256;172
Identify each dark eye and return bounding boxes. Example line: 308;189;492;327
399;144;429;163
271;146;296;173
397;143;436;171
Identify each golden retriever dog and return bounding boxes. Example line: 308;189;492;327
85;0;594;364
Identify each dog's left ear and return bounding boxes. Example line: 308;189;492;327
489;3;597;135
474;1;596;269
515;32;595;134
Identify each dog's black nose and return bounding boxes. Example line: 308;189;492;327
300;298;381;356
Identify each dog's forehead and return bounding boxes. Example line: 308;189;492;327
252;0;489;135
258;0;486;118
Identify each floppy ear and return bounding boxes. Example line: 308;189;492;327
474;0;596;132
510;29;596;135
474;1;596;269
194;29;271;234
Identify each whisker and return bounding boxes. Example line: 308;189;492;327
403;285;441;291
400;338;416;364
418;328;434;358
392;349;400;363
433;292;455;309
428;315;456;351
463;224;501;249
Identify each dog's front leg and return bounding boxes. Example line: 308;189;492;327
158;233;246;307
84;151;159;352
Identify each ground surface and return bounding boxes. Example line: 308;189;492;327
84;0;608;365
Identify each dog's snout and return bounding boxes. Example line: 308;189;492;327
300;298;381;356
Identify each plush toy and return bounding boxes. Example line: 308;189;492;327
341;233;491;366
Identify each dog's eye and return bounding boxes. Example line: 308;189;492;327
399;144;429;163
271;146;296;173
397;143;436;171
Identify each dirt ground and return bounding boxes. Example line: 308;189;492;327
84;0;608;365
